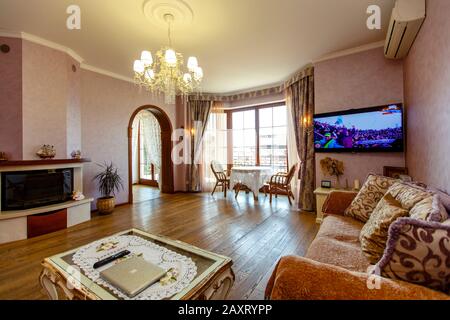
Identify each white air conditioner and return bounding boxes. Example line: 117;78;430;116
384;0;426;59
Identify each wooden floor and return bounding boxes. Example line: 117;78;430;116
132;185;161;203
0;192;319;300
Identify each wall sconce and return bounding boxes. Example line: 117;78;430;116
301;114;314;134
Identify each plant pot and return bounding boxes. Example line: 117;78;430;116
97;196;116;215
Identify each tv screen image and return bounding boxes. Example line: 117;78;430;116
314;104;404;152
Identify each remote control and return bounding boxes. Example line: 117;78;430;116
93;250;131;269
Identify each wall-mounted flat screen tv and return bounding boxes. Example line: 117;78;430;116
314;104;404;152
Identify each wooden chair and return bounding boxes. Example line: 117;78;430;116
211;161;230;197
268;164;297;205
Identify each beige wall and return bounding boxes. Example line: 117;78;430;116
0;37;22;160
404;0;450;193
314;47;405;188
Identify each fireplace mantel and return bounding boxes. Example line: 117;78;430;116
0;158;91;167
0;158;93;244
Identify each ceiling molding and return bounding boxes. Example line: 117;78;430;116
21;32;85;64
0;29;84;63
0;29;134;84
1;29;387;92
80;63;135;84
313;40;385;64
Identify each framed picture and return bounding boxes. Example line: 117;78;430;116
321;180;332;188
383;166;409;179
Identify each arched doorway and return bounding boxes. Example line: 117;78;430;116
128;105;174;204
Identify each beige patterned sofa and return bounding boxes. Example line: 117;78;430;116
265;176;450;300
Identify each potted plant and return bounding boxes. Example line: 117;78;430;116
93;162;124;215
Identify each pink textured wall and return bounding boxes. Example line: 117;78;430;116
22;40;81;159
174;96;187;191
80;70;176;207
66;60;82;156
404;0;450;193
0;37;22;160
314;47;405;187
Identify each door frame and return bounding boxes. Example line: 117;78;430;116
128;105;174;204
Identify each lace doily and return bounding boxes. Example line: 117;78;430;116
72;235;197;300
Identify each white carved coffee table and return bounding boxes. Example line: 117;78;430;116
39;229;234;300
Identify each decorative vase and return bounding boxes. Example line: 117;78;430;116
96;196;116;215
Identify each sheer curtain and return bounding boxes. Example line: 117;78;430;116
131;118;140;184
186;100;212;192
136;111;162;189
287;103;300;206
201;104;228;192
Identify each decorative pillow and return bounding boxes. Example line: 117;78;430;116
360;194;409;264
344;174;398;223
387;182;432;211
409;194;448;222
427;187;450;217
374;217;450;293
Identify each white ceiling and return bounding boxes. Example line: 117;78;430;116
0;0;395;93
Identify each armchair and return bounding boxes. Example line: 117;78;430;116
268;164;297;205
211;161;230;197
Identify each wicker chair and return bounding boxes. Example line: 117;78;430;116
268;164;297;205
211;161;230;197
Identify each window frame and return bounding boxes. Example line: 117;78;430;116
226;102;289;172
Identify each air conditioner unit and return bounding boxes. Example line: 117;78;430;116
384;0;426;59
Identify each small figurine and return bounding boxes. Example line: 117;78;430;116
71;150;82;159
36;145;56;159
72;191;85;201
0;152;7;161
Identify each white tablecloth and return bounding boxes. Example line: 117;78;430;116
230;166;273;197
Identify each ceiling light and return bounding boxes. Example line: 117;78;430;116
133;13;203;104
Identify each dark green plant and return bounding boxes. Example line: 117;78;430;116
93;162;124;198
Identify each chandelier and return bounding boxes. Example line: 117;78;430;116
133;13;203;104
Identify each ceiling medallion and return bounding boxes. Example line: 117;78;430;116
133;8;202;105
143;0;194;29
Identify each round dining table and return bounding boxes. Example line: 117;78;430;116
230;166;273;200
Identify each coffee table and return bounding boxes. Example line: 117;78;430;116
39;229;234;300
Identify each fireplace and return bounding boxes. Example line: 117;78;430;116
1;169;74;211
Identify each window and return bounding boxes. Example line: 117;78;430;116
259;106;288;173
232;110;256;166
202;113;228;189
229;104;288;172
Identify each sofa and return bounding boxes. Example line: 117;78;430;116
265;177;450;300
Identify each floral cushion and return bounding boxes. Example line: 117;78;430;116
374;218;450;293
344;174;398;223
360;194;409;264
